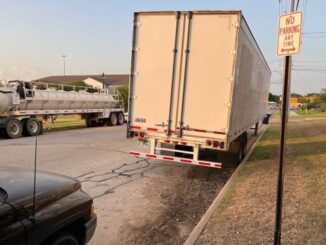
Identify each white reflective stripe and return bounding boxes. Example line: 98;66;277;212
129;151;222;169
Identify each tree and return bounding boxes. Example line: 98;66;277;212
291;93;302;98
116;85;129;112
318;89;326;111
269;93;280;103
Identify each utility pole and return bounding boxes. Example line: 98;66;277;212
62;55;66;76
102;73;105;89
274;0;295;244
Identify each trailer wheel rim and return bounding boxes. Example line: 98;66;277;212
28;121;39;133
9;122;20;135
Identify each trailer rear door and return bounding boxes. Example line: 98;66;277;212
129;12;183;133
178;13;240;137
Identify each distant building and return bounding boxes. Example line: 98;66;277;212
290;97;301;109
32;74;129;89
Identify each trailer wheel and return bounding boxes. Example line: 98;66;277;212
21;118;29;136
117;112;124;125
241;132;248;158
236;133;247;165
109;113;118;126
86;117;97;127
4;118;22;139
24;118;41;136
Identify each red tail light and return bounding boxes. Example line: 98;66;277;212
134;132;139;137
213;141;220;148
139;132;145;138
206;140;212;146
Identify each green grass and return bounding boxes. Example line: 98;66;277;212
293;110;326;117
199;118;326;244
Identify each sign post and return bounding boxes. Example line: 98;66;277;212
274;3;303;245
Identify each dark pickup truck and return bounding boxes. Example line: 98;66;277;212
0;167;97;245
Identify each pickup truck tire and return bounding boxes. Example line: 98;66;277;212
50;233;79;245
3;118;22;139
109;113;118;126
117;112;124;125
23;118;41;136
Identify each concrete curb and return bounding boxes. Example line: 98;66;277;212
184;125;269;245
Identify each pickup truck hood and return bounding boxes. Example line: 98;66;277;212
0;167;81;212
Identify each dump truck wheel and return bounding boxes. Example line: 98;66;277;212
117;112;124;125
24;118;41;136
109;113;118;126
4;118;22;139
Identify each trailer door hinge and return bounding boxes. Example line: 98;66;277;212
132;47;140;52
230;49;237;55
227;76;234;82
224;102;231;107
232;22;240;28
134;22;141;27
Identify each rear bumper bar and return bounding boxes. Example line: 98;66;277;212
130;151;222;169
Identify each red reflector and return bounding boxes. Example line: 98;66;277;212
131;125;141;129
213;141;220;148
180;159;192;163
194;129;207;132
173;141;179;144
213;131;226;135
181;142;187;145
215;163;222;168
139;132;145;138
163;156;174;161
199;162;211;166
147;127;158;131
130;152;140;156
146;154;157;158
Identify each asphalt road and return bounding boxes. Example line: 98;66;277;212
0;124;263;244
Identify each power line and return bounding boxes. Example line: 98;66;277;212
295;0;300;11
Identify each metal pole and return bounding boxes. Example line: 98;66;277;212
62;55;66;76
274;1;295;244
102;72;105;89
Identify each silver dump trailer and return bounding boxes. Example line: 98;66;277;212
127;11;271;169
0;81;124;138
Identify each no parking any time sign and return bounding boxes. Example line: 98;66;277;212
277;11;303;56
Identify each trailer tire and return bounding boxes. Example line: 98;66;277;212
236;133;247;165
241;132;248;158
108;113;118;126
21;118;29;136
24;118;41;136
86;117;97;127
117;112;124;125
4;118;22;139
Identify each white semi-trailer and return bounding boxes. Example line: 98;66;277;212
127;11;271;168
0;81;124;138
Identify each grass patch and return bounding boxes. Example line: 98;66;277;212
198;118;326;244
293;110;326;118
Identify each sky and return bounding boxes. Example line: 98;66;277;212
0;0;325;95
